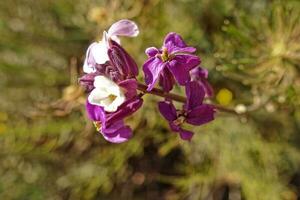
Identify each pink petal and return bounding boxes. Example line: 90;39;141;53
107;19;139;38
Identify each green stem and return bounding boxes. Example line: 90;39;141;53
137;82;240;115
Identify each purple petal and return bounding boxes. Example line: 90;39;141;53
171;47;196;54
118;78;138;99
185;81;205;110
199;80;214;97
190;67;208;80
163;32;187;48
101;120;133;143
186;104;215;125
179;129;194;141
108;40;138;78
78;72;101;92
107;19;139;38
190;67;214;97
163;32;197;54
143;57;166;91
158;101;177;121
106;96;143;125
167;55;200;85
86;101;106;122
159;67;175;92
103;134;128;143
102;120;125;137
169;122;180;132
118;126;132;139
145;47;159;57
103;125;132;143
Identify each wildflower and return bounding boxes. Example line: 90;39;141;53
158;81;215;140
88;75;125;112
81;39;140;113
83;19;139;73
143;32;200;91
86;96;143;143
79;39;139;89
79;19;143;143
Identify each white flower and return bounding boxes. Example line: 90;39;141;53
83;19;139;73
88;76;125;112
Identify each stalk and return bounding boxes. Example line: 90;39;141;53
137;82;240;115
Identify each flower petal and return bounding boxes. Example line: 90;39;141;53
190;67;208;80
107;19;139;38
106;96;143;125
108;40;138;77
118;79;138;99
102;121;132;143
91;41;110;65
143;57;166;91
190;67;214;97
83;42;98;73
163;32;197;54
89;76;125;112
186;104;215;125
145;47;159;57
185;81;205;110
171;47;196;54
88;89;110;106
86;101;106;122
78;72;99;92
158;101;177;121
167;54;200;85
169;122;180;132
163;32;187;48
93;76;119;93
159;67;175;92
200;80;214;97
179;129;194;141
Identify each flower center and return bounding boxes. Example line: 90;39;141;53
108;94;117;103
161;47;169;62
160;47;175;62
173;116;185;126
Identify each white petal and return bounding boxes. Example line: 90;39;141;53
83;62;95;73
88;89;110;106
83;43;97;73
91;76;126;112
110;35;121;44
94;76;117;88
91;41;109;64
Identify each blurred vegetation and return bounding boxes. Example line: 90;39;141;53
0;0;300;199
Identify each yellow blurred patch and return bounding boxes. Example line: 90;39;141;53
216;88;233;106
0;123;7;134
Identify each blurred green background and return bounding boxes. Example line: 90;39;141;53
1;0;300;199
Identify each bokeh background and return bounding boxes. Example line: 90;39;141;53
1;0;300;199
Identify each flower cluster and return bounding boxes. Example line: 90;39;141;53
79;19;215;143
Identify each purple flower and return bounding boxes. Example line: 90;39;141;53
86;96;143;143
83;19;139;73
79;40;139;92
158;81;215;141
143;32;201;92
190;67;214;97
78;19;143;143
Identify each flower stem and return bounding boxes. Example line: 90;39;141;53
137;82;240;115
